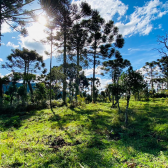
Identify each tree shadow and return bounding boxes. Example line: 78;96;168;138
36;107;115;167
0;109;47;131
119;103;168;156
2;102;168;167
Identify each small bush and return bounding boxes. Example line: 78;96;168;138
68;101;79;108
77;95;86;107
46;99;64;108
85;94;92;103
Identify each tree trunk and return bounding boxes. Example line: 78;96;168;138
112;95;115;107
76;47;80;101
91;81;93;98
116;79;120;112
69;79;72;103
125;93;130;126
0;79;2;99
93;37;97;103
63;27;67;105
28;80;34;102
93;53;96;103
138;91;140;101
0;2;2;46
10;95;13;106
108;91;111;102
117;97;121;113
50;28;53;109
0;79;3;106
151;67;153;89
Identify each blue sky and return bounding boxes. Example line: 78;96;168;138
0;0;168;89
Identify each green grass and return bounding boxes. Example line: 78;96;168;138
0;98;168;167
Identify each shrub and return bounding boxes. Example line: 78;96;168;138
46;99;64;108
77;95;86;107
85;94;92;104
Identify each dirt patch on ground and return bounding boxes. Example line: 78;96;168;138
48;136;72;151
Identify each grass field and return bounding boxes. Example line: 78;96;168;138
0;98;168;167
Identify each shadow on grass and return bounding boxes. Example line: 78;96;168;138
37;107;115;167
0;109;48;131
30;145;114;168
2;101;168;167
119;103;168;156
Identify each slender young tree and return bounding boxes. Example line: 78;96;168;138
82;10;124;103
66;2;92;99
157;57;168;89
67;23;88;99
143;61;158;90
102;52;130;110
120;67;146;126
155;33;168;89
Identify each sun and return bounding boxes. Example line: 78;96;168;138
38;16;47;25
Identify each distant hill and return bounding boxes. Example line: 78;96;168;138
2;82;36;93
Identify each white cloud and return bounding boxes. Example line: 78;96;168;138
116;0;168;37
72;0;128;21
72;0;168;37
1;22;11;34
138;65;161;77
83;68;93;76
97;78;112;91
158;11;168;17
7;42;19;48
154;23;162;30
137;65;165;90
83;65;103;77
0;58;3;62
83;65;112;90
128;47;152;52
12;37;16;39
158;24;162;29
16;0;168;61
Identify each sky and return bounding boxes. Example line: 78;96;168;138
0;0;168;90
